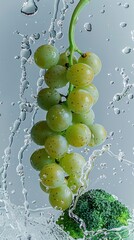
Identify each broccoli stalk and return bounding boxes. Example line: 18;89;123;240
57;189;131;240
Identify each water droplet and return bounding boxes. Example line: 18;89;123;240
128;93;134;100
110;81;114;85
120;22;127;28
106;38;110;42
113;94;121;102
109;131;114;137
16;164;24;176
114;108;121;115
57;20;63;27
117;2;121;6
88;14;93;18
100;9;105;14
115;67;120;71
20;49;32;61
21;0;38;16
122;46;132;54
56;31;64;39
131;30;134;41
84;23;92;32
124;3;129;8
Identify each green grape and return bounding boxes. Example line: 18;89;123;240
49;185;73;210
88;133;96;147
66;63;94;87
78;52;102;75
83;84;99;104
37;88;61;111
66;123;91;147
40;163;66;188
59;152;86;175
45;65;68;89
72;109;95;126
30;148;55;171
40;181;50;193
58;52;77;67
89;124;107;146
34;44;59;69
31;121;54;145
46;104;72;132
44;135;68;159
67;88;93;114
67;174;88;194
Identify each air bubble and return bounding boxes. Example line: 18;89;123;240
21;0;38;16
84;23;92;32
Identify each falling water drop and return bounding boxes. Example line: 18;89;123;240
21;0;38;16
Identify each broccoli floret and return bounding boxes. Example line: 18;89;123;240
57;189;131;239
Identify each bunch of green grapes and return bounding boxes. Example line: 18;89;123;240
30;44;107;211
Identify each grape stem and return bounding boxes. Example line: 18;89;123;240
68;0;90;94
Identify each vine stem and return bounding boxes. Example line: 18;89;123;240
68;0;90;94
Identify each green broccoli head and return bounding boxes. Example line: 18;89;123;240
57;189;131;239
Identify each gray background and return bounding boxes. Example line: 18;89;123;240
0;0;134;211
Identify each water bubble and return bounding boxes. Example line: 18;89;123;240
120;22;127;28
114;108;121;115
122;46;132;54
84;23;92;32
21;0;38;16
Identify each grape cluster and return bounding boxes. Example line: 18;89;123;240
30;44;107;210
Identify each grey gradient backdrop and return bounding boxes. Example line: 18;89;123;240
0;0;134;211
